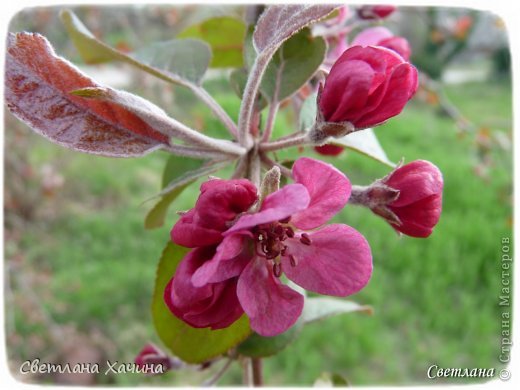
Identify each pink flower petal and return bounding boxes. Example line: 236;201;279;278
225;184;310;235
164;247;244;329
354;61;418;128
291;158;351;230
386;160;443;207
171;179;257;248
282;224;372;296
351;26;393;47
191;233;253;287
389;195;442;237
237;257;304;336
320;59;374;122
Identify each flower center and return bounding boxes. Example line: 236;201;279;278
253;217;312;277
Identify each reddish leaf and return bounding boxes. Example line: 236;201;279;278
253;5;338;54
5;33;170;157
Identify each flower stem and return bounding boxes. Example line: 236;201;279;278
252;358;263;386
349;185;370;206
260;134;310;152
260;153;292;179
242;358;253;386
238;50;273;148
191;85;239;138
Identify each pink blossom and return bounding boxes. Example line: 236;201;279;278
314;144;345;156
166;158;373;336
164;246;245;329
134;343;177;374
357;5;396;20
352;26;411;61
171;179;257;247
383;160;444;237
318;45;418;129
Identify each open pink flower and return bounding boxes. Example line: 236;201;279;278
352;26;411;61
318;45;418;130
167;158;373;337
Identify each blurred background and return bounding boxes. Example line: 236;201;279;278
4;4;512;386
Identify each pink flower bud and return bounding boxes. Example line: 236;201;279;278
357;5;396;20
377;36;411;61
314;144;345;156
135;343;177;374
318;46;418;129
351;27;412;61
382;160;443;237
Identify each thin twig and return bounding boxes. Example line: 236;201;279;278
238;50;273;148
252;358;263;386
260;133;309;152
242;358;253;387
161;144;235;159
260;153;292;178
232;155;249;179
261;63;283;142
248;151;262;188
191;85;239;138
202;358;234;387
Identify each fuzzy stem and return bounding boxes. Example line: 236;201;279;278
191;85;239;138
261;62;283;142
161;144;236;160
202;358;234;386
242;358;253;386
238;50;273;148
252;358;263;386
260;153;293;178
261;101;280;143
349;185;370;206
260;134;309;152
248;151;262;188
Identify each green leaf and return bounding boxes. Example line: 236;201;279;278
333;130;396;167
302;297;373;325
133;39;211;85
237;322;302;358
144;155;205;230
261;28;326;102
60;9;211;86
314;372;350;386
178;17;246;68
152;242;251;363
299;92;318;131
144;156;229;230
299;93;395;167
229;68;268;111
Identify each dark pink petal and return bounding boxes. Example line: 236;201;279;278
378;36;411;61
164;247;244;329
351;26;393;46
314;144;345;156
171;209;224;248
282;224;372;296
320;60;374;122
225;184;310;234
191;233;253;287
386;160;443;207
354;62;418;128
237;257;304;337
389;194;442;237
291;158;351;230
171;179;257;247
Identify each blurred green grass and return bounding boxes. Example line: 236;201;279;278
7;77;511;385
